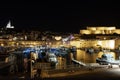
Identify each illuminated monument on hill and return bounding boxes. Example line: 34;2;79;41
6;20;14;29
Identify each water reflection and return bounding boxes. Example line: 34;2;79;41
76;50;116;63
56;57;66;69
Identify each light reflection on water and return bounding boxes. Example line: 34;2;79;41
56;49;116;69
76;50;97;63
76;50;116;63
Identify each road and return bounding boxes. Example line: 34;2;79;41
0;66;120;80
44;68;120;80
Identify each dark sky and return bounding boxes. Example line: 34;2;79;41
0;1;120;33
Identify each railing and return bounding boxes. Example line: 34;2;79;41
31;62;109;78
33;62;51;70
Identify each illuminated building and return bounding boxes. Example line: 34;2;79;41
80;26;120;34
79;26;120;49
77;26;120;63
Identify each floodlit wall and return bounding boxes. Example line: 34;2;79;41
80;27;117;34
91;30;102;34
111;29;120;34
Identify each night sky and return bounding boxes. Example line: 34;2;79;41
0;1;120;33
